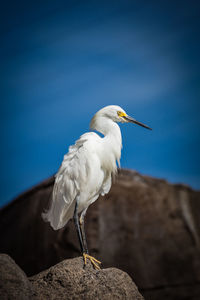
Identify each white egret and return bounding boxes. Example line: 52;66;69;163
42;105;151;269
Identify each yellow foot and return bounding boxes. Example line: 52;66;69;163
83;253;101;270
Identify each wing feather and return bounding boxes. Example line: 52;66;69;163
42;133;99;230
42;131;116;230
42;137;93;230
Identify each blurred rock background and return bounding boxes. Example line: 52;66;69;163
0;169;200;300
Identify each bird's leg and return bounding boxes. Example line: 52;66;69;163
79;208;89;254
79;208;101;270
73;201;85;254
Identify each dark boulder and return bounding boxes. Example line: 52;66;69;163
30;256;143;300
0;169;200;300
0;254;33;300
0;253;143;300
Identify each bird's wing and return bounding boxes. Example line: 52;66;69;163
42;132;100;229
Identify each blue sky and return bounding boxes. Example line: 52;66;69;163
1;1;200;206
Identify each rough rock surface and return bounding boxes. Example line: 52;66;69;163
0;254;33;300
0;169;200;300
30;256;143;300
0;253;143;300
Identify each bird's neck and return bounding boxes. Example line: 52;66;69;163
93;116;122;168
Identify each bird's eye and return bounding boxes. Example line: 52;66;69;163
117;111;127;118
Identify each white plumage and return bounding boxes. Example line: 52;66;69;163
43;105;123;229
42;105;151;268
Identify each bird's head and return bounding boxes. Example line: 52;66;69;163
90;105;152;130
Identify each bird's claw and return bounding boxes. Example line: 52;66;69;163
83;253;101;270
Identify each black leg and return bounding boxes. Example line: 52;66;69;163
73;201;85;253
74;203;101;269
79;208;88;254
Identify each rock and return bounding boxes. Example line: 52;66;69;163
0;254;143;300
0;254;33;300
30;256;143;300
0;168;200;300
